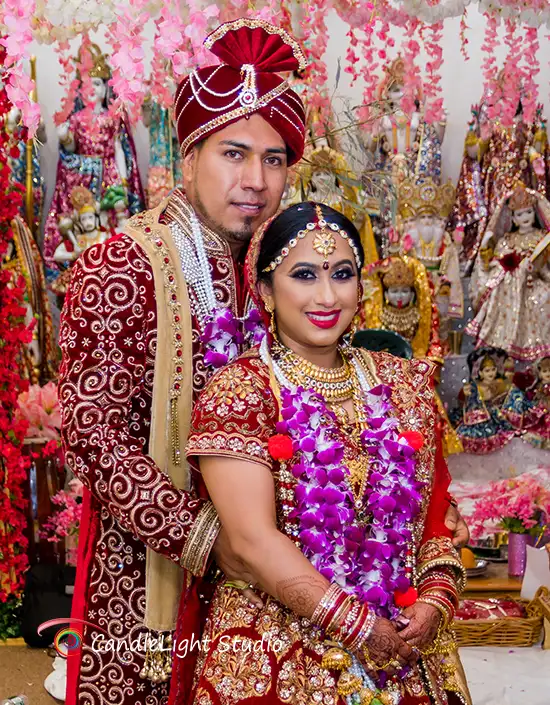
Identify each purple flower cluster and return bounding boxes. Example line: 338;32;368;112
277;383;423;618
201;307;265;369
243;307;266;346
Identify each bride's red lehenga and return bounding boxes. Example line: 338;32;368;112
169;348;471;705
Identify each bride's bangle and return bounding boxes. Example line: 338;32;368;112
312;583;377;652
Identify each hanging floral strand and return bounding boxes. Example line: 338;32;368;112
0;0;41;135
459;9;470;61
0;76;33;611
423;21;444;124
401;18;422;117
521;26;540;126
481;13;501;121
500;19;523;127
299;0;331;117
358;12;380;125
105;0;150;124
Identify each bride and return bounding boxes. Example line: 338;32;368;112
171;203;470;705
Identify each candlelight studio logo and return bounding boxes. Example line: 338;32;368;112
38;618;285;659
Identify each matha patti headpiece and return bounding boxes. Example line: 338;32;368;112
262;203;362;273
380;257;415;288
508;184;536;212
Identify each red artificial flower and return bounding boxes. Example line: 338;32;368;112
268;434;294;461
394;587;418;608
499;252;522;272
398;431;425;451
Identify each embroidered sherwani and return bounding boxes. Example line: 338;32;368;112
171;348;471;705
59;190;246;705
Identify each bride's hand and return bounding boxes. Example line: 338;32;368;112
397;602;441;651
360;616;417;677
212;528;264;608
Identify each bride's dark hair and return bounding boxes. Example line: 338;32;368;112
257;202;364;281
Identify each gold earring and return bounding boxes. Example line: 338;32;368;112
264;302;278;340
347;314;359;342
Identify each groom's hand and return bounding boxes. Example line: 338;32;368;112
212;528;264;607
444;503;470;548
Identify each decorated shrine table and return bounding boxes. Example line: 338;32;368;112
463;562;523;599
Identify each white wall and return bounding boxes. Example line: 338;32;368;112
31;6;550;222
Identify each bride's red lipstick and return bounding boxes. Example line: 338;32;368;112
306;310;341;329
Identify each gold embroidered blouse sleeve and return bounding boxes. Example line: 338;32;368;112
186;354;278;470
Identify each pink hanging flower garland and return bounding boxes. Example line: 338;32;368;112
401;18;422;117
459;10;470;61
53;41;80;127
423;22;444;124
521;26;540;125
358;14;380;125
106;0;150;125
500;19;524;127
0;0;40;135
481;13;502;121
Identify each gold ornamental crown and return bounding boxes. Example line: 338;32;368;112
397;178;456;220
508;184;536;212
70;186;95;215
75;43;111;81
384;56;405;92
381;257;415;288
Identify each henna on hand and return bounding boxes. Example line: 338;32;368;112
398;603;441;650
275;575;328;618
362;617;415;676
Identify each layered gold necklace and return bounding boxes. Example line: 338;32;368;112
273;341;355;403
380;302;419;341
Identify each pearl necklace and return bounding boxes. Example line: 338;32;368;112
169;212;217;331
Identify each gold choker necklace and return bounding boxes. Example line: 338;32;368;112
273;342;354;402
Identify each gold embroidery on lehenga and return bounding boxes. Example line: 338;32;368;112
276;652;338;704
204;636;272;701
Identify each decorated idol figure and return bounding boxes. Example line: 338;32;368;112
467;184;550;362
397;178;463;330
43;43;145;280
59;20;469;705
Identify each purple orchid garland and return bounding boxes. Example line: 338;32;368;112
276;382;424;619
201;307;265;369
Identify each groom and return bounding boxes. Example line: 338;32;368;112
59;19;468;705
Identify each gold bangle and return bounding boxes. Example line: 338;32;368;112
224;580;250;591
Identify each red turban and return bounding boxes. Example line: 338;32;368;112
175;19;307;166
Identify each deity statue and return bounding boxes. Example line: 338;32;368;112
51;186;108;299
450;348;516;454
142;95;182;208
397;177;463;339
100;185;129;234
366;57;447;258
447;102;490;268
43;43;145;280
451;95;548;267
467;184;550;362
4;57;46;234
1;217;57;384
523;356;550;450
371;56;445;184
362;254;444;363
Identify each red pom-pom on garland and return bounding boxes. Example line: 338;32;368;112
268;434;294;461
398;430;424;451
394;587;418;608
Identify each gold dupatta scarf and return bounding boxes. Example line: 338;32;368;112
124;200;194;632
